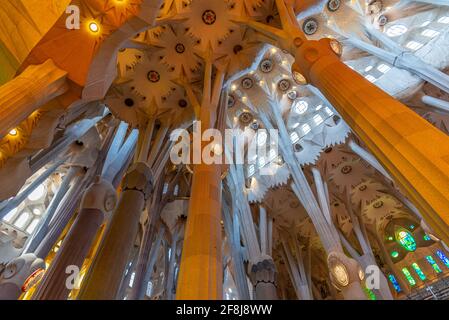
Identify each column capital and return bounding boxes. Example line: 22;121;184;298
327;251;364;290
0;253;45;300
249;255;277;286
81;176;117;214
123;162;153;200
292;38;341;85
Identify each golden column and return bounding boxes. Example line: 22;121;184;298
176;56;225;300
77;163;153;300
243;0;449;244
0;59;67;137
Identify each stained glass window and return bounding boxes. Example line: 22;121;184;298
395;229;417;252
363;286;376;300
402;268;416;286
426;256;442;273
388;274;402;292
424;234;431;241
391;251;399;258
411;263;426;280
436;250;449;268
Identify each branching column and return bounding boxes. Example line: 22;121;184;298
176;61;224;298
32;177;117;300
245;0;449;245
176;116;223;299
77;162;152;300
292;38;449;244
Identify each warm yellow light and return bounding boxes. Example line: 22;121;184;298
9;129;18;136
329;39;343;56
89;22;100;33
292;70;307;85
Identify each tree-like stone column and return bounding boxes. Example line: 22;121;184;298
77;162;152;300
292;37;449;244
176;56;225;300
32;177;117;300
249;255;278;300
242;0;449;245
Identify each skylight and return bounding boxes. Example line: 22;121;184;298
377;64;391;73
290;131;299;143
386;24;408;37
406;41;423;51
421;29;440;38
293;100;308;114
438;16;449;24
313;114;324;126
365;75;376;83
301;123;311;135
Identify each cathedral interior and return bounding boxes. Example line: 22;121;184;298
2;0;449;301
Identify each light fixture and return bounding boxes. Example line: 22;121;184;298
257;131;268;146
331;263;349;287
329;39;342;56
9;129;17;136
292;70;307;85
292;100;309;114
385;24;408;37
358;267;365;281
28;184;46;202
89;21;100;33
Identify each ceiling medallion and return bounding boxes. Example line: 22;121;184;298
250;121;259;130
287;90;297;100
373;200;384;209
233;45;243;54
327;0;341;12
242;77;254;89
341;165;352;174
175;43;185;54
228;94;236;108
333;115;341;124
278;79;291;92
124;98;135;107
239;111;254;126
378;15;388;26
260;59;274;73
303;18;318;35
202;10;217;25
147;70;161;83
294;143;303;152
